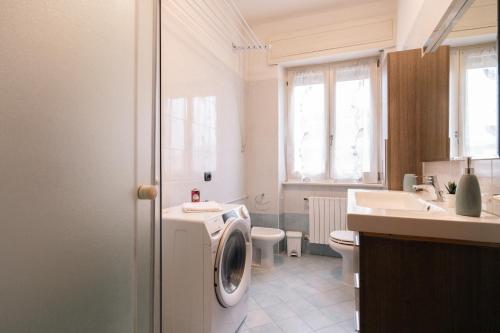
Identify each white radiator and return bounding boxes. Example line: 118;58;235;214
308;197;347;244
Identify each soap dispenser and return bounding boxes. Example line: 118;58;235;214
455;157;482;217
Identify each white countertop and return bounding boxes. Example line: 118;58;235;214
347;189;500;244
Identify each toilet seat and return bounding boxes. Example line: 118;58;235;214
329;230;355;245
251;227;285;241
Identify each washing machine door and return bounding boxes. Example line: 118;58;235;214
214;217;251;308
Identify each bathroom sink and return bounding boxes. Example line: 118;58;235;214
354;190;445;212
347;189;500;244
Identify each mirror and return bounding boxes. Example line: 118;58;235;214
425;0;498;160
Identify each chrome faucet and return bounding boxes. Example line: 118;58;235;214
414;176;444;202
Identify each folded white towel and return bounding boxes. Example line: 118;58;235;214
182;201;223;213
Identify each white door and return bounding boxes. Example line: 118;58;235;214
0;1;159;332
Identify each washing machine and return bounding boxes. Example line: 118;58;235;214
162;204;252;333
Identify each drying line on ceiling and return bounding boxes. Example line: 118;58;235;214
166;0;270;51
220;0;271;51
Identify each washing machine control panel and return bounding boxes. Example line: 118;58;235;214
205;216;224;236
222;210;239;223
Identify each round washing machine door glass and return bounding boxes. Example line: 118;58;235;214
214;217;251;308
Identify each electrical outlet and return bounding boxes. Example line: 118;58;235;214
204;172;212;182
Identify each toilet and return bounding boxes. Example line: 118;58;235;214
328;230;355;285
251;227;285;268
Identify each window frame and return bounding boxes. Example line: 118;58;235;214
286;57;382;182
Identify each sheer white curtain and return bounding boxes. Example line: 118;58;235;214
460;45;498;157
286;68;328;180
331;59;379;181
449;44;498;158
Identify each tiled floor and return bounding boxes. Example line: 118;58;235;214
239;254;356;333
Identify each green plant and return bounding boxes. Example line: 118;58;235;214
445;181;457;194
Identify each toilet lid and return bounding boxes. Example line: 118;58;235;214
330;230;355;244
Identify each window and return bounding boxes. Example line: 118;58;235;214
286;58;380;182
450;44;498;158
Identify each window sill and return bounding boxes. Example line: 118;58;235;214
282;180;386;188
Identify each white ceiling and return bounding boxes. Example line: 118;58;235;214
233;0;380;25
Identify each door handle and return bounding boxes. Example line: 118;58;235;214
137;185;158;200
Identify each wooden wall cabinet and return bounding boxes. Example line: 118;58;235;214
387;46;450;190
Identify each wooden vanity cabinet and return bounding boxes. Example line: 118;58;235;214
357;233;500;332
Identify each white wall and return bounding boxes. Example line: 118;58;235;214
446;0;497;42
423;159;500;215
396;0;425;49
244;48;288;217
243;2;397;217
277;66;287;215
396;0;454;50
252;0;397;40
252;0;397;64
245;74;280;215
161;0;247;207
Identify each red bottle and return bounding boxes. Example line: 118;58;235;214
191;188;200;202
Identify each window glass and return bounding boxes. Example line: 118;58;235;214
286;60;379;182
462;48;498;157
451;45;498;159
288;70;328;180
292;84;326;177
333;71;372;180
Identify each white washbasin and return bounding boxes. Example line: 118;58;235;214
347;189;500;244
354;190;444;212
